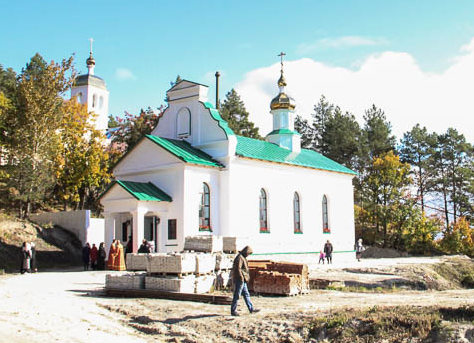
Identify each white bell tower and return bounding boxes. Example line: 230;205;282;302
71;38;109;133
265;52;301;152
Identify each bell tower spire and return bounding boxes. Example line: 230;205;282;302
70;38;109;134
86;38;95;75
265;52;301;152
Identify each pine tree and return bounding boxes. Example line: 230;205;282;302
294;115;314;149
219;89;261;139
428;128;473;227
399;124;437;213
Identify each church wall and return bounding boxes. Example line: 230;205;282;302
181;165;221;246
151;95;230;157
113;139;181;176
226;158;355;255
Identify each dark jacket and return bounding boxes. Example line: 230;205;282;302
137;244;150;254
324;242;333;255
232;246;253;283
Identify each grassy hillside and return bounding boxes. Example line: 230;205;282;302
0;214;81;273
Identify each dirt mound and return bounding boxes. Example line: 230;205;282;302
0;215;81;272
305;305;474;343
361;246;410;258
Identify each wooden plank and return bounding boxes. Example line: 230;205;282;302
104;288;232;305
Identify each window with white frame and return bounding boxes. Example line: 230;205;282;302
259;188;269;232
294;192;301;233
177;107;191;138
199;183;211;230
322;195;330;233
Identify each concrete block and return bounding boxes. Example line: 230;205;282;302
145;275;196;293
184;235;223;253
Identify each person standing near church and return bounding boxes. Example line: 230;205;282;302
107;240;117;270
230;246;260;316
20;242;31;274
90;243;98;270
114;240;126;271
30;241;37;272
82;243;91;271
324;240;333;264
97;242;107;270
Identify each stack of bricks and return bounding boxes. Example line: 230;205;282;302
195;253;216;274
184;235;223;253
195;274;216;294
222;237;248;253
267;262;310;293
145;275;196;293
146;253;196;274
247;260;309;295
106;273;146;290
126;253;150;271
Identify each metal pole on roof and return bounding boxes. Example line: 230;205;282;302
215;71;220;109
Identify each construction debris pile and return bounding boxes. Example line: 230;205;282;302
105;236;309;297
248;260;310;296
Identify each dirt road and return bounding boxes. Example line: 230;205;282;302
1;258;472;343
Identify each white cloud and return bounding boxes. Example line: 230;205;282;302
115;68;136;81
236;38;474;142
297;36;387;54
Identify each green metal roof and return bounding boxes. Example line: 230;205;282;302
267;128;301;136
145;135;223;168
200;101;235;138
235;135;357;175
115;180;172;201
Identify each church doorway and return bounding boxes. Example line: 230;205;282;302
144;215;160;252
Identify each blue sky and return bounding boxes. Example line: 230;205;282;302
1;1;474;139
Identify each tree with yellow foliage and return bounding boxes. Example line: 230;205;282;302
55;98;110;211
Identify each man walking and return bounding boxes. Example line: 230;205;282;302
324;240;333;264
230;246;260;316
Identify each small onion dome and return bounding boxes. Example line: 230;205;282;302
278;73;287;87
270;92;295;110
86;52;95;66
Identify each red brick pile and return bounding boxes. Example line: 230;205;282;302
248;260;309;296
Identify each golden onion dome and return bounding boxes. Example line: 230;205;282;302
270;92;296;111
86;52;95;66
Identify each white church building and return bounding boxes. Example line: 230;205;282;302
99;61;357;258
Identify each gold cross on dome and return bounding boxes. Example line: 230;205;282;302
89;38;94;54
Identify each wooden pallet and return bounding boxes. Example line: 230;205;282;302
104;288;232;305
147;272;194;278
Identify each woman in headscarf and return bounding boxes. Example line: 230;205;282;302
97;242;107;270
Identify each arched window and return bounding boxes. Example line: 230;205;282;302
293;192;301;233
177;107;191;138
199;183;211;230
322;195;330;233
77;92;83;103
92;94;97;108
99;96;104;109
259;189;269;233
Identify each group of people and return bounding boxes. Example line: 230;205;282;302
82;243;107;270
318;240;334;264
20;241;37;274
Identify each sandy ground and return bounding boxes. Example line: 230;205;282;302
0;257;472;343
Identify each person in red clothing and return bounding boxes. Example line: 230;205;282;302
113;240;126;271
90;244;98;270
107;239;117;270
